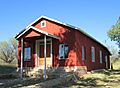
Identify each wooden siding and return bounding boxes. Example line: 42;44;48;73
17;18;110;71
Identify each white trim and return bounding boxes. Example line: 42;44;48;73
82;46;85;60
24;47;31;61
35;40;38;67
105;55;108;69
44;35;47;79
26;16;66;28
20;38;23;78
51;39;52;66
91;46;95;62
15;16;110;54
100;50;102;64
41;20;46;28
16;26;60;40
36;39;52;67
59;44;65;59
24;16;109;53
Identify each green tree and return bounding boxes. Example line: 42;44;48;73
107;17;120;49
0;37;17;64
107;17;120;56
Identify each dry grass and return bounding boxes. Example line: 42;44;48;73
0;59;120;88
59;70;120;88
60;59;120;88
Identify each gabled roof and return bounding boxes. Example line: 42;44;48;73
15;16;111;54
15;26;60;39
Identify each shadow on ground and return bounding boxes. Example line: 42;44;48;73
54;70;120;88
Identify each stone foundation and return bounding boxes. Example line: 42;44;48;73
17;66;87;78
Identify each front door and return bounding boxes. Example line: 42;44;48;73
38;40;52;68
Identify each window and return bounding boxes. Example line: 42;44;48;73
24;47;31;61
105;55;108;68
100;50;102;63
59;44;69;59
105;55;107;63
91;47;95;62
41;21;46;28
82;46;85;60
64;45;69;58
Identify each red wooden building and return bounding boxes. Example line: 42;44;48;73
15;16;111;74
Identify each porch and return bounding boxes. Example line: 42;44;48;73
17;26;60;78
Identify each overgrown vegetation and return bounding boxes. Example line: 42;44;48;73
60;59;120;88
0;59;120;88
107;45;118;62
0;64;17;74
0;37;17;64
0;78;45;88
113;58;120;70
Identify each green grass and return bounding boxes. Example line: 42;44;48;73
0;63;17;74
0;78;45;88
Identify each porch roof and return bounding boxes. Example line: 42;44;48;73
15;26;60;40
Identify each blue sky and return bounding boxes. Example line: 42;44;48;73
0;0;119;48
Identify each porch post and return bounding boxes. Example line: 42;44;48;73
20;38;23;78
44;35;47;80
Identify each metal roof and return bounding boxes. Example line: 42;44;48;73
15;16;111;54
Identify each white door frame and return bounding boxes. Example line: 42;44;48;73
35;38;52;67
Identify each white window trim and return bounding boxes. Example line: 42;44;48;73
41;21;46;28
59;44;69;59
100;50;102;63
105;55;108;68
24;47;31;61
91;46;95;62
82;46;85;60
59;44;65;59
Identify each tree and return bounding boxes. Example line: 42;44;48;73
0;37;17;63
107;45;119;63
107;17;120;51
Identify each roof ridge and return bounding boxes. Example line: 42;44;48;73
16;16;110;53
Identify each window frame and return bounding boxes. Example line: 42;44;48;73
82;46;85;60
91;46;95;62
64;44;69;58
24;47;31;61
100;50;102;63
59;44;69;59
105;55;108;68
41;21;46;28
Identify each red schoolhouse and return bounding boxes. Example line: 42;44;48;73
15;16;111;73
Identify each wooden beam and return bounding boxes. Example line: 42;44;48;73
20;38;23;78
44;35;47;80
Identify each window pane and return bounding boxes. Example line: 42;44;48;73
41;21;46;28
100;50;102;63
24;47;31;61
59;44;64;59
65;45;68;58
82;46;85;60
91;47;95;62
59;44;69;59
